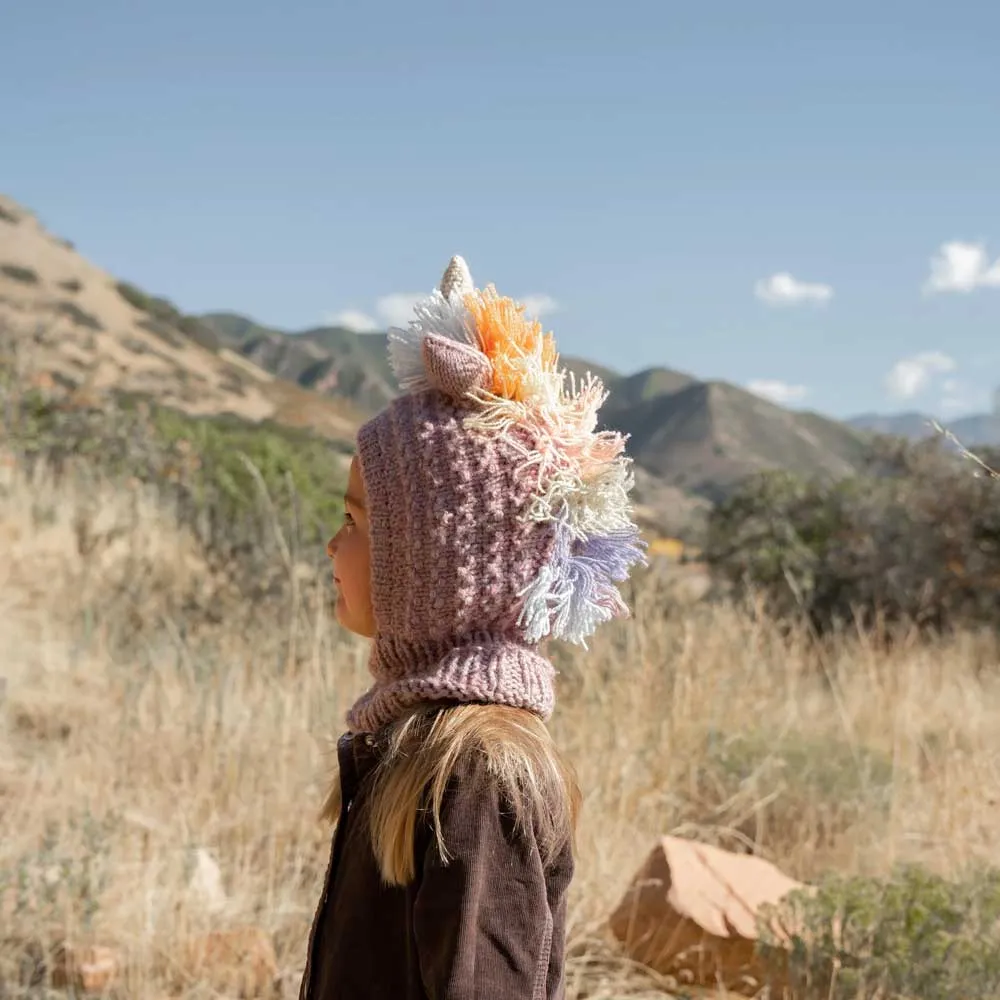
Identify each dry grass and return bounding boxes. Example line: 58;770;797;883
3;459;1000;999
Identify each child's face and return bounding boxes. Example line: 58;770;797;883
326;456;376;638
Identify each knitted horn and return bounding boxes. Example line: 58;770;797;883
439;255;474;299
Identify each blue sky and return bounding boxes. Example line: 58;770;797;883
3;0;998;419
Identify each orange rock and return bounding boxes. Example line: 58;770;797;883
51;944;120;993
185;927;279;999
609;836;808;995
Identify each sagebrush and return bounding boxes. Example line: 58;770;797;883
706;435;1000;634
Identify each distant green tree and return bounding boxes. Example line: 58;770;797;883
706;437;1000;632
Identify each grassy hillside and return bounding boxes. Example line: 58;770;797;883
0;331;351;623
4;193;1000;997
3;453;999;999
0;199;360;454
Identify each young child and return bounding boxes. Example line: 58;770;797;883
301;256;646;1000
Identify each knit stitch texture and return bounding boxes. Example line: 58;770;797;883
347;392;557;733
343;256;646;734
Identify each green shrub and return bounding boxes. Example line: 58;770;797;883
56;300;103;331
177;313;221;352
117;281;220;352
705;437;1000;633
1;263;39;284
116;280;170;317
147;403;347;551
1;366;349;586
759;864;1000;998
58;278;83;293
121;336;152;355
137;316;185;349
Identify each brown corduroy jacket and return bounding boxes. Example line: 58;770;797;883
299;730;575;1000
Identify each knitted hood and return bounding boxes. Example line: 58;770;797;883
345;256;646;734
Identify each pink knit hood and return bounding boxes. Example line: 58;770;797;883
345;257;646;734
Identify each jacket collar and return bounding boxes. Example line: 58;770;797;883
336;731;386;800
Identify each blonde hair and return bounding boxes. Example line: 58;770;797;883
322;704;581;887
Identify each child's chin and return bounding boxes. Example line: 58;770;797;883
333;595;351;627
334;598;371;638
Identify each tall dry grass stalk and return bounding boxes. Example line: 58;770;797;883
2;458;1000;998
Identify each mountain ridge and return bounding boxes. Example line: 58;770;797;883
196;310;873;507
1;192;875;540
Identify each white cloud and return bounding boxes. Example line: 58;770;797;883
374;292;427;329
885;350;956;400
747;379;809;405
754;272;833;306
323;294;426;332
925;241;1000;293
326;287;560;332
325;309;379;333
518;294;559;318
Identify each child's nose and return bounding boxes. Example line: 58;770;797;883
326;535;338;559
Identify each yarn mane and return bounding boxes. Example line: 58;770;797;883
386;257;647;646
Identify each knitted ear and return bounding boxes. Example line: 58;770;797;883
422;333;493;399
